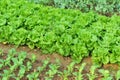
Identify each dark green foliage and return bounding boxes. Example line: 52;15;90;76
0;0;120;64
29;0;120;16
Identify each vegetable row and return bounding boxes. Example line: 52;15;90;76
0;0;120;64
0;48;120;80
29;0;120;16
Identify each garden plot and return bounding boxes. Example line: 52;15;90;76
0;44;120;80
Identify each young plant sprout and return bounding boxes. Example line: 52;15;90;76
45;63;60;79
27;70;40;80
116;70;120;80
9;64;18;73
31;54;36;63
58;62;76;80
42;58;50;68
8;48;17;57
18;51;27;62
18;65;26;79
0;49;3;56
2;70;11;80
67;62;75;74
99;69;113;80
87;65;99;80
0;59;4;69
26;61;32;71
73;63;86;80
58;70;69;80
4;49;17;66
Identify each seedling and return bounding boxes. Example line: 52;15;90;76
11;57;21;66
27;70;39;80
4;57;11;67
116;70;120;80
99;69;113;80
5;49;17;66
0;49;3;56
36;66;43;74
37;61;49;75
58;70;69;80
87;65;99;80
55;58;61;66
2;70;11;80
45;64;60;79
27;59;50;80
73;63;86;80
26;61;32;71
8;48;17;57
58;62;76;80
42;58;50;68
18;65;26;78
18;51;27;62
67;62;75;74
0;59;4;69
30;54;36;63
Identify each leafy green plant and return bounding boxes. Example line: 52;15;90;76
99;69;113;80
87;65;99;80
28;60;47;79
28;0;51;4
45;63;60;79
9;64;18;73
42;58;50;68
0;0;120;64
30;54;36;63
58;70;69;80
57;62;75;80
4;49;17;67
0;59;4;69
18;51;27;62
31;0;120;15
27;70;39;80
2;70;11;80
0;48;38;79
18;65;26;79
26;61;32;71
27;58;50;80
0;49;3;56
67;62;75;74
116;70;120;80
73;63;86;80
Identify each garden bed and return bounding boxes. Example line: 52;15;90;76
0;43;119;80
0;0;120;79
